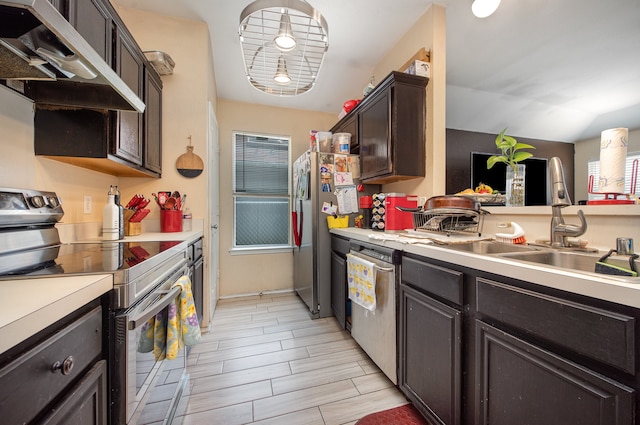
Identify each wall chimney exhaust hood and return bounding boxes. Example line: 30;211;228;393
0;0;145;112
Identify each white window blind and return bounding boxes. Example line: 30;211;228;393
587;152;640;199
233;133;290;248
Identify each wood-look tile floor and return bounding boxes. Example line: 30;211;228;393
174;292;409;425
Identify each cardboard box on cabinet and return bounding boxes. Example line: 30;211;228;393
405;60;430;78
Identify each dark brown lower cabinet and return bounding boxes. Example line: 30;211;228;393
331;250;348;329
399;283;462;425
475;321;634;425
398;252;638;425
40;360;108;425
0;303;106;425
330;235;351;329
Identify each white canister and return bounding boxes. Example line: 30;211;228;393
333;133;351;153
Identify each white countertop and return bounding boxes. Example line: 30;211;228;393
120;229;203;244
0;274;113;355
332;228;640;309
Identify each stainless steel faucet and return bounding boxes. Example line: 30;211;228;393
549;157;587;247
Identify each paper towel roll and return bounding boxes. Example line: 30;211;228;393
598;127;628;194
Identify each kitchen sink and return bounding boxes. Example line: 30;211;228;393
445;240;542;254
498;250;639;276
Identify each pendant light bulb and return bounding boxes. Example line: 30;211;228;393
472;0;501;18
274;55;291;85
274;11;296;51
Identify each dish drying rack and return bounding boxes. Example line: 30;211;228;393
408;208;485;236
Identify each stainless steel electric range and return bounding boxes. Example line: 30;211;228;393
0;187;190;424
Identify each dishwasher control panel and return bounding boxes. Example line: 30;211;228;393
350;240;401;264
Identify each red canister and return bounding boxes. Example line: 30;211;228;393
160;209;183;232
384;193;417;231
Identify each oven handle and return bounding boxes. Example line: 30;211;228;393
128;285;182;330
128;263;189;330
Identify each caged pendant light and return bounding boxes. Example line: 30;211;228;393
239;0;329;96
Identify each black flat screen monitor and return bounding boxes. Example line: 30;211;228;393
471;152;549;206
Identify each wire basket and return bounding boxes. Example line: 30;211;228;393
410;208;485;236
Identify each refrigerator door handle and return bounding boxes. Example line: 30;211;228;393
292;200;303;247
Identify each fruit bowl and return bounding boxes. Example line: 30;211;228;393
465;193;506;205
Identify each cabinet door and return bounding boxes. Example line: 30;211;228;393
399;284;462;425
144;69;162;174
0;306;103;425
359;89;390;180
192;257;204;324
67;0;112;64
113;29;143;165
331;250;347;329
40;360;108;425
475;320;634;425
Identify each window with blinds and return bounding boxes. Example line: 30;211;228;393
233;132;290;248
587;152;640;199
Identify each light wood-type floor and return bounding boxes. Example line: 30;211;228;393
174;292;409;425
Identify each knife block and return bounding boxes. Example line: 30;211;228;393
124;210;142;236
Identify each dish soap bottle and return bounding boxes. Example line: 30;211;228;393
102;186;119;241
114;185;125;240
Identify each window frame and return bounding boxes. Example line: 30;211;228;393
231;131;292;254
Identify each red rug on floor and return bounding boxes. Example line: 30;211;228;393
355;404;429;425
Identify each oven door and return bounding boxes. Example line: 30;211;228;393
112;260;188;425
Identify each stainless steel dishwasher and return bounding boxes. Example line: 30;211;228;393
348;241;401;384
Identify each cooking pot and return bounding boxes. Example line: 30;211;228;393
423;195;481;211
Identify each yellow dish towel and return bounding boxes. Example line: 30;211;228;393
346;253;377;311
137;275;202;361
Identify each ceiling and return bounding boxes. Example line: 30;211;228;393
115;0;640;143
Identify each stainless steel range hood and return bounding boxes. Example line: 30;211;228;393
0;0;145;112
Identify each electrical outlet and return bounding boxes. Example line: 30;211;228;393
84;195;92;214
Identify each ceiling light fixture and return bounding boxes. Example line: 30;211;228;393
274;10;296;52
472;0;501;18
274;55;291;84
239;0;329;96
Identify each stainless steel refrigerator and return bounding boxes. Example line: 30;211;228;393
292;150;363;318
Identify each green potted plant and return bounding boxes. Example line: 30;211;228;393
487;128;535;206
486;128;535;171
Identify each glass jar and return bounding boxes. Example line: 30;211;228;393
506;164;526;207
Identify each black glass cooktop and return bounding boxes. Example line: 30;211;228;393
0;240;183;278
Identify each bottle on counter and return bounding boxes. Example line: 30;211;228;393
114;185;124;240
102;186;119;241
359;195;373;229
182;207;192;232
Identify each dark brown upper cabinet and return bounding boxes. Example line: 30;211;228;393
34;0;162;178
112;27;144;166
67;0;112;65
144;69;162;174
331;71;428;184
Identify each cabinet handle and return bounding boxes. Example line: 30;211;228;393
51;356;74;375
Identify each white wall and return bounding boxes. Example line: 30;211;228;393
0;87;117;225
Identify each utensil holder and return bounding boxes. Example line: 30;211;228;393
161;210;183;232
